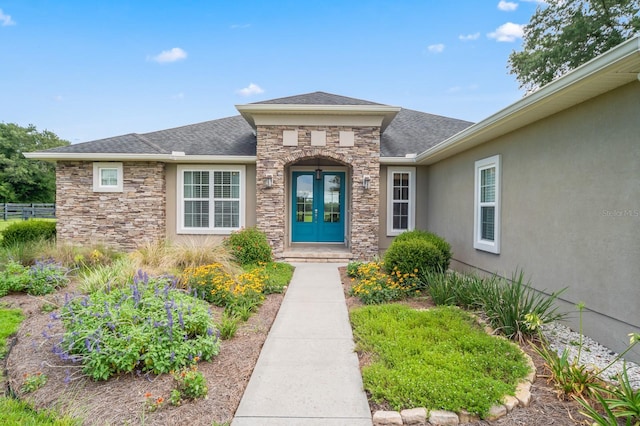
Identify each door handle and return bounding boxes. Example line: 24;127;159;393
314;209;318;223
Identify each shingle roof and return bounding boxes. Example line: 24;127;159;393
47;115;256;156
43;92;473;158
381;109;473;157
254;91;382;106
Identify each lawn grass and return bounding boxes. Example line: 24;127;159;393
350;304;531;417
0;397;80;425
0;306;80;425
0;306;23;358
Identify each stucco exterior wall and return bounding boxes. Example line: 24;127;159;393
425;82;640;362
378;165;430;252
164;163;257;244
56;161;166;250
256;125;380;260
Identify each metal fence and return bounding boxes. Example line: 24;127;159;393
1;203;56;220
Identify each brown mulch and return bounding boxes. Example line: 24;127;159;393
338;266;590;426
1;266;591;425
2;278;283;425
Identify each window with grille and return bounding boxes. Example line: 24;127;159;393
387;167;415;236
474;155;501;253
178;166;244;234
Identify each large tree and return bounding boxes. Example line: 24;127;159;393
508;0;640;93
0;123;70;203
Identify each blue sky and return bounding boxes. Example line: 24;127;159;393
0;1;544;143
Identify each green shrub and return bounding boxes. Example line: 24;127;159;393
0;259;69;296
224;227;272;266
383;238;444;276
1;220;56;247
393;230;452;271
56;271;220;381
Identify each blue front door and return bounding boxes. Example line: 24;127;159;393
292;171;345;243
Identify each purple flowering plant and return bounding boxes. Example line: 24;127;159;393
54;270;220;381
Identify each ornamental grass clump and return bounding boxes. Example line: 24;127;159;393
55;270;220;381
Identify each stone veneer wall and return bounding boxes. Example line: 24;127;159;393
56;161;166;250
256;125;380;260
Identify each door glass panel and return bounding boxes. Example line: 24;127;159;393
296;175;314;223
323;174;341;223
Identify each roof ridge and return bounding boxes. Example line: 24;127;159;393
133;133;169;154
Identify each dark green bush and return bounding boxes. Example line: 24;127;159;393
383;239;445;276
393;230;452;271
224;227;272;266
1;220;56;247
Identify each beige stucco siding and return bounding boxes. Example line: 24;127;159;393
378;164;429;252
165;163;257;243
426;82;640;361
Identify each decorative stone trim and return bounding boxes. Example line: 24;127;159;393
256;125;380;260
56;161;166;250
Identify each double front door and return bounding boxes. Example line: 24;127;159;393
292;171;345;242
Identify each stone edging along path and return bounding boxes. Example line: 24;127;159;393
371;322;537;426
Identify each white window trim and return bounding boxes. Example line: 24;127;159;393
386;166;416;236
93;162;123;192
474;155;501;254
176;165;246;235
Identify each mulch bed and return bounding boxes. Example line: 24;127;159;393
1;266;591;425
2;278;283;425
338;266;590;426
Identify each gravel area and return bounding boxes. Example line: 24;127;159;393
542;322;640;389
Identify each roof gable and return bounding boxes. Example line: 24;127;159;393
253;91;383;106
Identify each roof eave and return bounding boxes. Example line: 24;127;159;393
379;156;418;165
236;104;401;131
23;152;258;163
416;36;640;165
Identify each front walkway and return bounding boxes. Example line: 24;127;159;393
232;263;372;426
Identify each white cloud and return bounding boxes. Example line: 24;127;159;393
0;9;16;26
497;1;518;11
459;33;480;41
53;95;64;102
230;24;251;29
427;43;445;53
487;22;524;42
171;92;185;100
237;83;264;97
149;47;187;63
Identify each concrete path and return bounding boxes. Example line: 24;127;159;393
232;263;372;426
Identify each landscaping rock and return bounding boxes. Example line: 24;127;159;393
525;355;537;383
400;407;427;425
486;404;507;420
428;409;459;425
502;395;519;412
515;381;532;407
457;410;479;424
373;410;403;426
